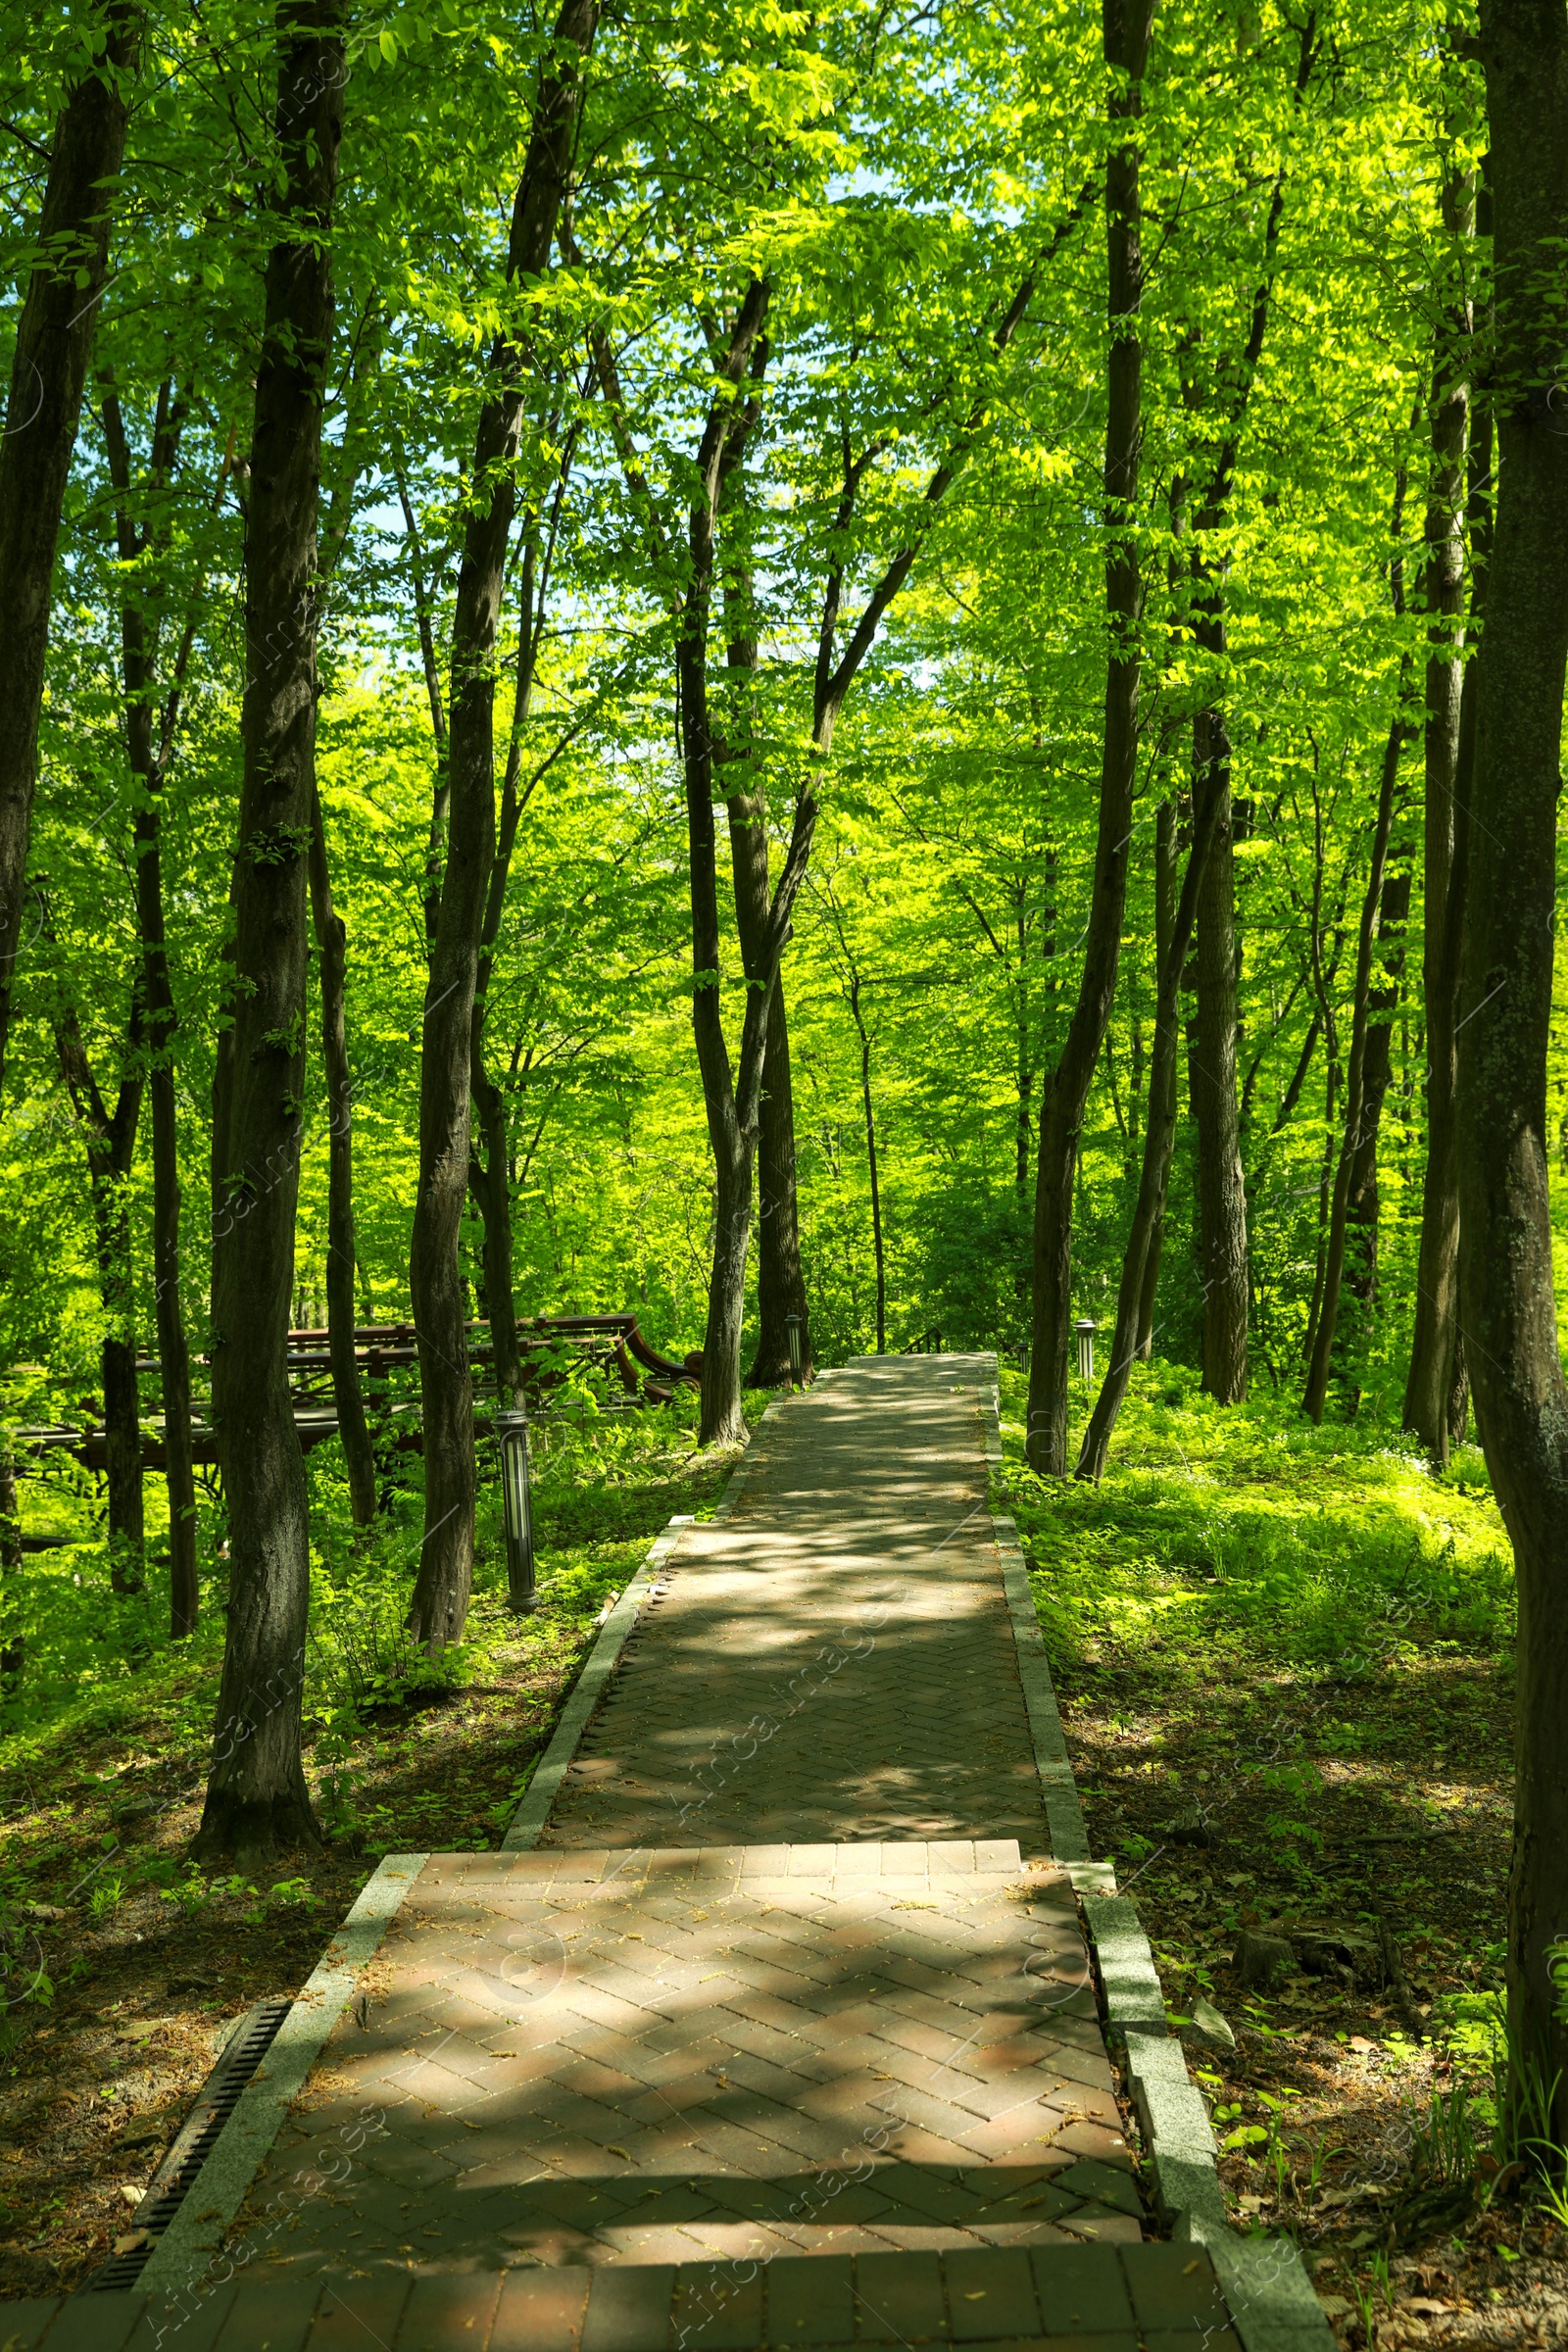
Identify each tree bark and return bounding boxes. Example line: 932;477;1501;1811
1078;770;1223;1478
408;0;597;1648
197;0;345;1863
1302;692;1412;1421
749;983;812;1384
0;1448;21;1685
1024;0;1155;1474
1343;841;1410;1306
1135;796;1180;1359
1456;0;1568;2136
0;0;137;1093
1405;167;1484;1460
101;381;201;1636
308;783;376;1526
1191;704;1250;1402
55;1001;144;1592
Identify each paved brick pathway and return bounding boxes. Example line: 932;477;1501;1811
545;1361;1045;1853
12;1359;1283;2349
235;1841;1134;2284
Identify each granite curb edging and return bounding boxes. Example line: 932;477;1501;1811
134;1852;427;2301
980;1354;1333;2352
502;1512;695;1850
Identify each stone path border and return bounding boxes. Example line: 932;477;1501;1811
137;1854;425;2297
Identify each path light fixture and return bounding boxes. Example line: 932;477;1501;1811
1075;1317;1097;1382
496;1397;538;1613
785;1311;803;1389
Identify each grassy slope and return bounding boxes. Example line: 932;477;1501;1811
1000;1359;1568;2345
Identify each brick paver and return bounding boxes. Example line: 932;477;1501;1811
543;1361;1045;1852
231;1842;1134;2281
92;1359;1274;2352
5;2240;1244;2348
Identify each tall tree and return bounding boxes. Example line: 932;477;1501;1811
1076;769;1222;1480
197;0;345;1861
1455;0;1568;2136
1405;157;1483;1461
100;380;206;1636
308;785;376;1526
1024;0;1155;1474
407;0;598;1650
1301;679;1414;1420
0;0;138;1094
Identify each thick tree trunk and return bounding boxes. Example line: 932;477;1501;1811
197;0;345;1864
102;384;200;1637
408;0;597;1648
1457;0;1568;2137
1191;706;1250;1402
1406;172;1483;1459
1303;698;1410;1421
0;0;136;1091
1024;0;1154;1474
309;783;376;1526
1078;776;1223;1478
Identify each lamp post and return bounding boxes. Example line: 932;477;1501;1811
785;1311;803;1390
496;1397;538;1613
1075;1317;1097;1383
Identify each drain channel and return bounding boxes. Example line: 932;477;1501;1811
83;1995;292;2294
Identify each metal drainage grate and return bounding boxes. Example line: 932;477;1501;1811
83;1995;292;2294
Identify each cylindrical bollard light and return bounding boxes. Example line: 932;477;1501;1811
496;1399;538;1613
1075;1317;1097;1382
785;1311;803;1389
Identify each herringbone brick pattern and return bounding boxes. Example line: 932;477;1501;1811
234;1844;1136;2281
9;2240;1241;2348
211;1358;1176;2332
545;1360;1045;1853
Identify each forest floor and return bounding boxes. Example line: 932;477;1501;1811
1000;1359;1563;2352
2;1358;1557;2349
0;1396;754;2297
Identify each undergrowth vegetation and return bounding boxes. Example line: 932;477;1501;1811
1000;1359;1566;2339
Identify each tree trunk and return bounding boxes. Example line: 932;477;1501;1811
1024;0;1155;1475
749;985;813;1385
408;0;598;1648
1078;773;1223;1478
714;470;814;1396
1135;798;1179;1359
54;1003;144;1592
1456;0;1568;2138
0;0;136;1092
1191;705;1250;1402
847;978;886;1353
1302;696;1411;1421
197;0;345;1864
1405;169;1484;1460
1343;844;1410;1307
308;783;376;1527
101;382;202;1636
0;1448;21;1685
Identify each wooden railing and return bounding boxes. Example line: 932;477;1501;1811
14;1312;701;1476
